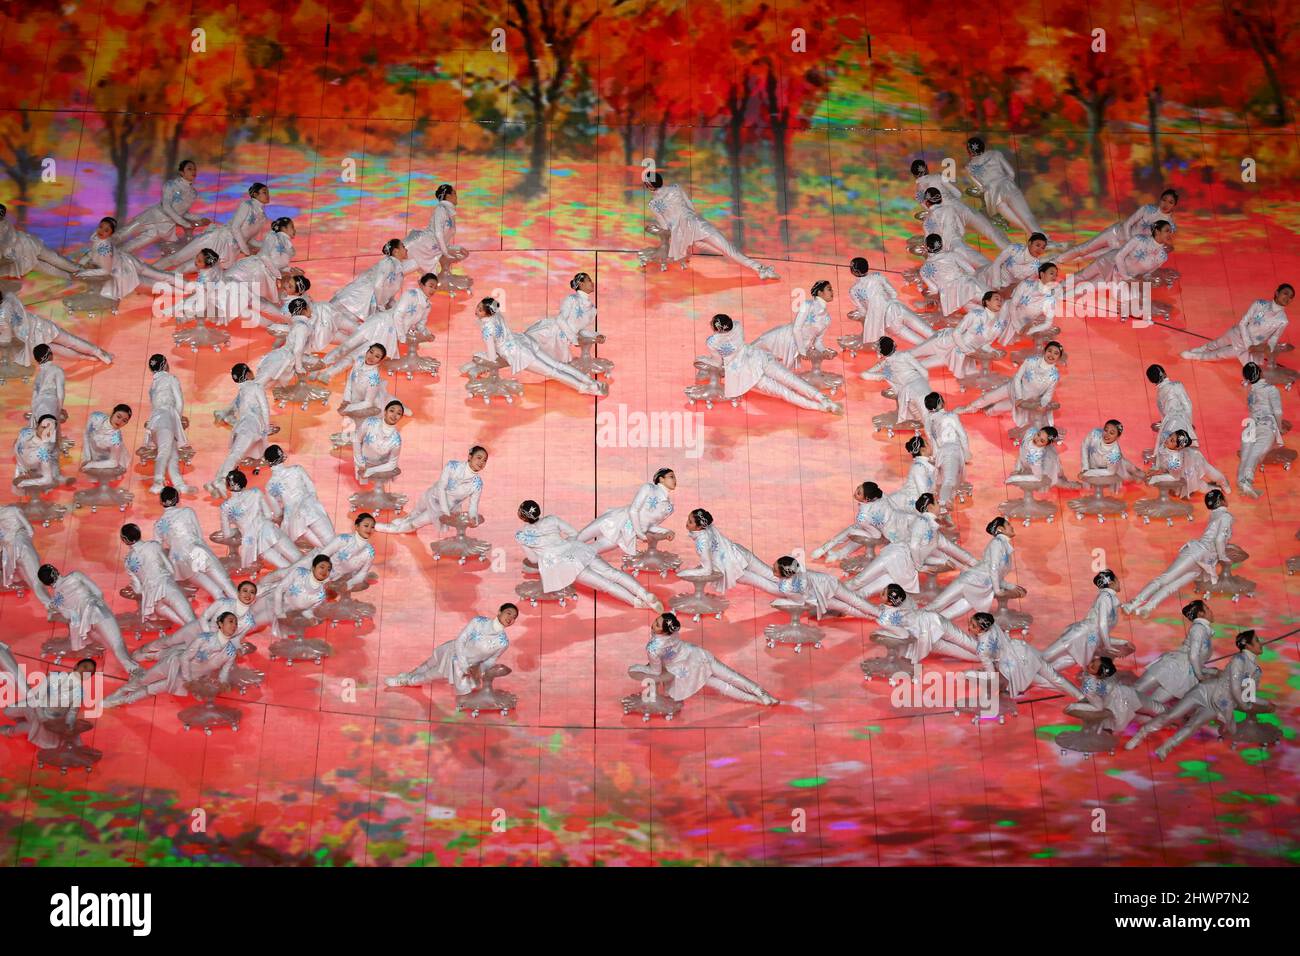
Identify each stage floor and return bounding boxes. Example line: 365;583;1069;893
2;2;1299;866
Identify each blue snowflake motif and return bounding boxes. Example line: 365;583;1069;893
778;576;805;596
1167;452;1183;471
516;529;540;546
196;648;210;663
224;501;246;521
126;554;142;575
471;475;483;491
920;262;937;281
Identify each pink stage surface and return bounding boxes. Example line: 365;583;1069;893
1;0;1298;866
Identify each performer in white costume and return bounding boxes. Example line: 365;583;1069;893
119;523;195;627
579;468;676;557
385;604;518;691
403;183;467;277
102;611;242;709
260;514;377;595
72;217;173;302
976;233;1049;290
643;172;778;279
918;234;989;316
1149;430;1229;497
925;518;1015;619
1123;491;1233;617
684;508;783;595
220;216;297;305
1146;364;1197;446
0;504;53;608
921;188;991;270
28;345;66;429
339;344;393;423
847;493;944;596
972;612;1084;699
0;204;82;277
251;555;331;637
262;445;337;550
1042;570;1126;669
1237;361;1285;498
705;313;843;413
910;158;1008;250
1010;426;1079;488
515;501;663;611
154;182;269;271
773;554;880;618
526;273;597;363
375;445;486;535
80;405;133;475
138;580;259;660
166;249;228;322
113;159;210;253
329;239;408;322
1059;189;1178;264
922;392;972;512
0;290;113;366
470;296;606;395
217;469;300;570
1133;600;1219;707
953;340;1064;427
319;274;436;381
632;612;778;705
154;486;237;601
143;354;194;494
352;401;405;486
1180;285;1292;363
1124;630;1262;760
810;482;910;563
860;336;931;421
964;137;1042;235
996;262;1061;347
845;257;933;346
888;435;937;508
1079;419;1145;482
205;363;271;497
38;564;141;677
12;416;67;491
907;291;1006;378
255;297;314;387
1074;221;1173;284
755;280;834;367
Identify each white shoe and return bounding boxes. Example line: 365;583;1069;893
148;482;165;494
176;483;198;495
757;265;779;280
384;675;407;688
826;401;844;415
96;349;114;365
1179;350;1197;360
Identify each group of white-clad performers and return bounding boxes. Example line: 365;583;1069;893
0;134;1287;764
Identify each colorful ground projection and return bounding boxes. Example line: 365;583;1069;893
1;0;1298;866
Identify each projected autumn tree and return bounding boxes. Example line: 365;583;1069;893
462;0;634;196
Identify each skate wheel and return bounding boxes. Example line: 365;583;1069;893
500;709;509;716
998;715;1005;724
664;713;673;721
204;727;212;736
471;709;479;718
